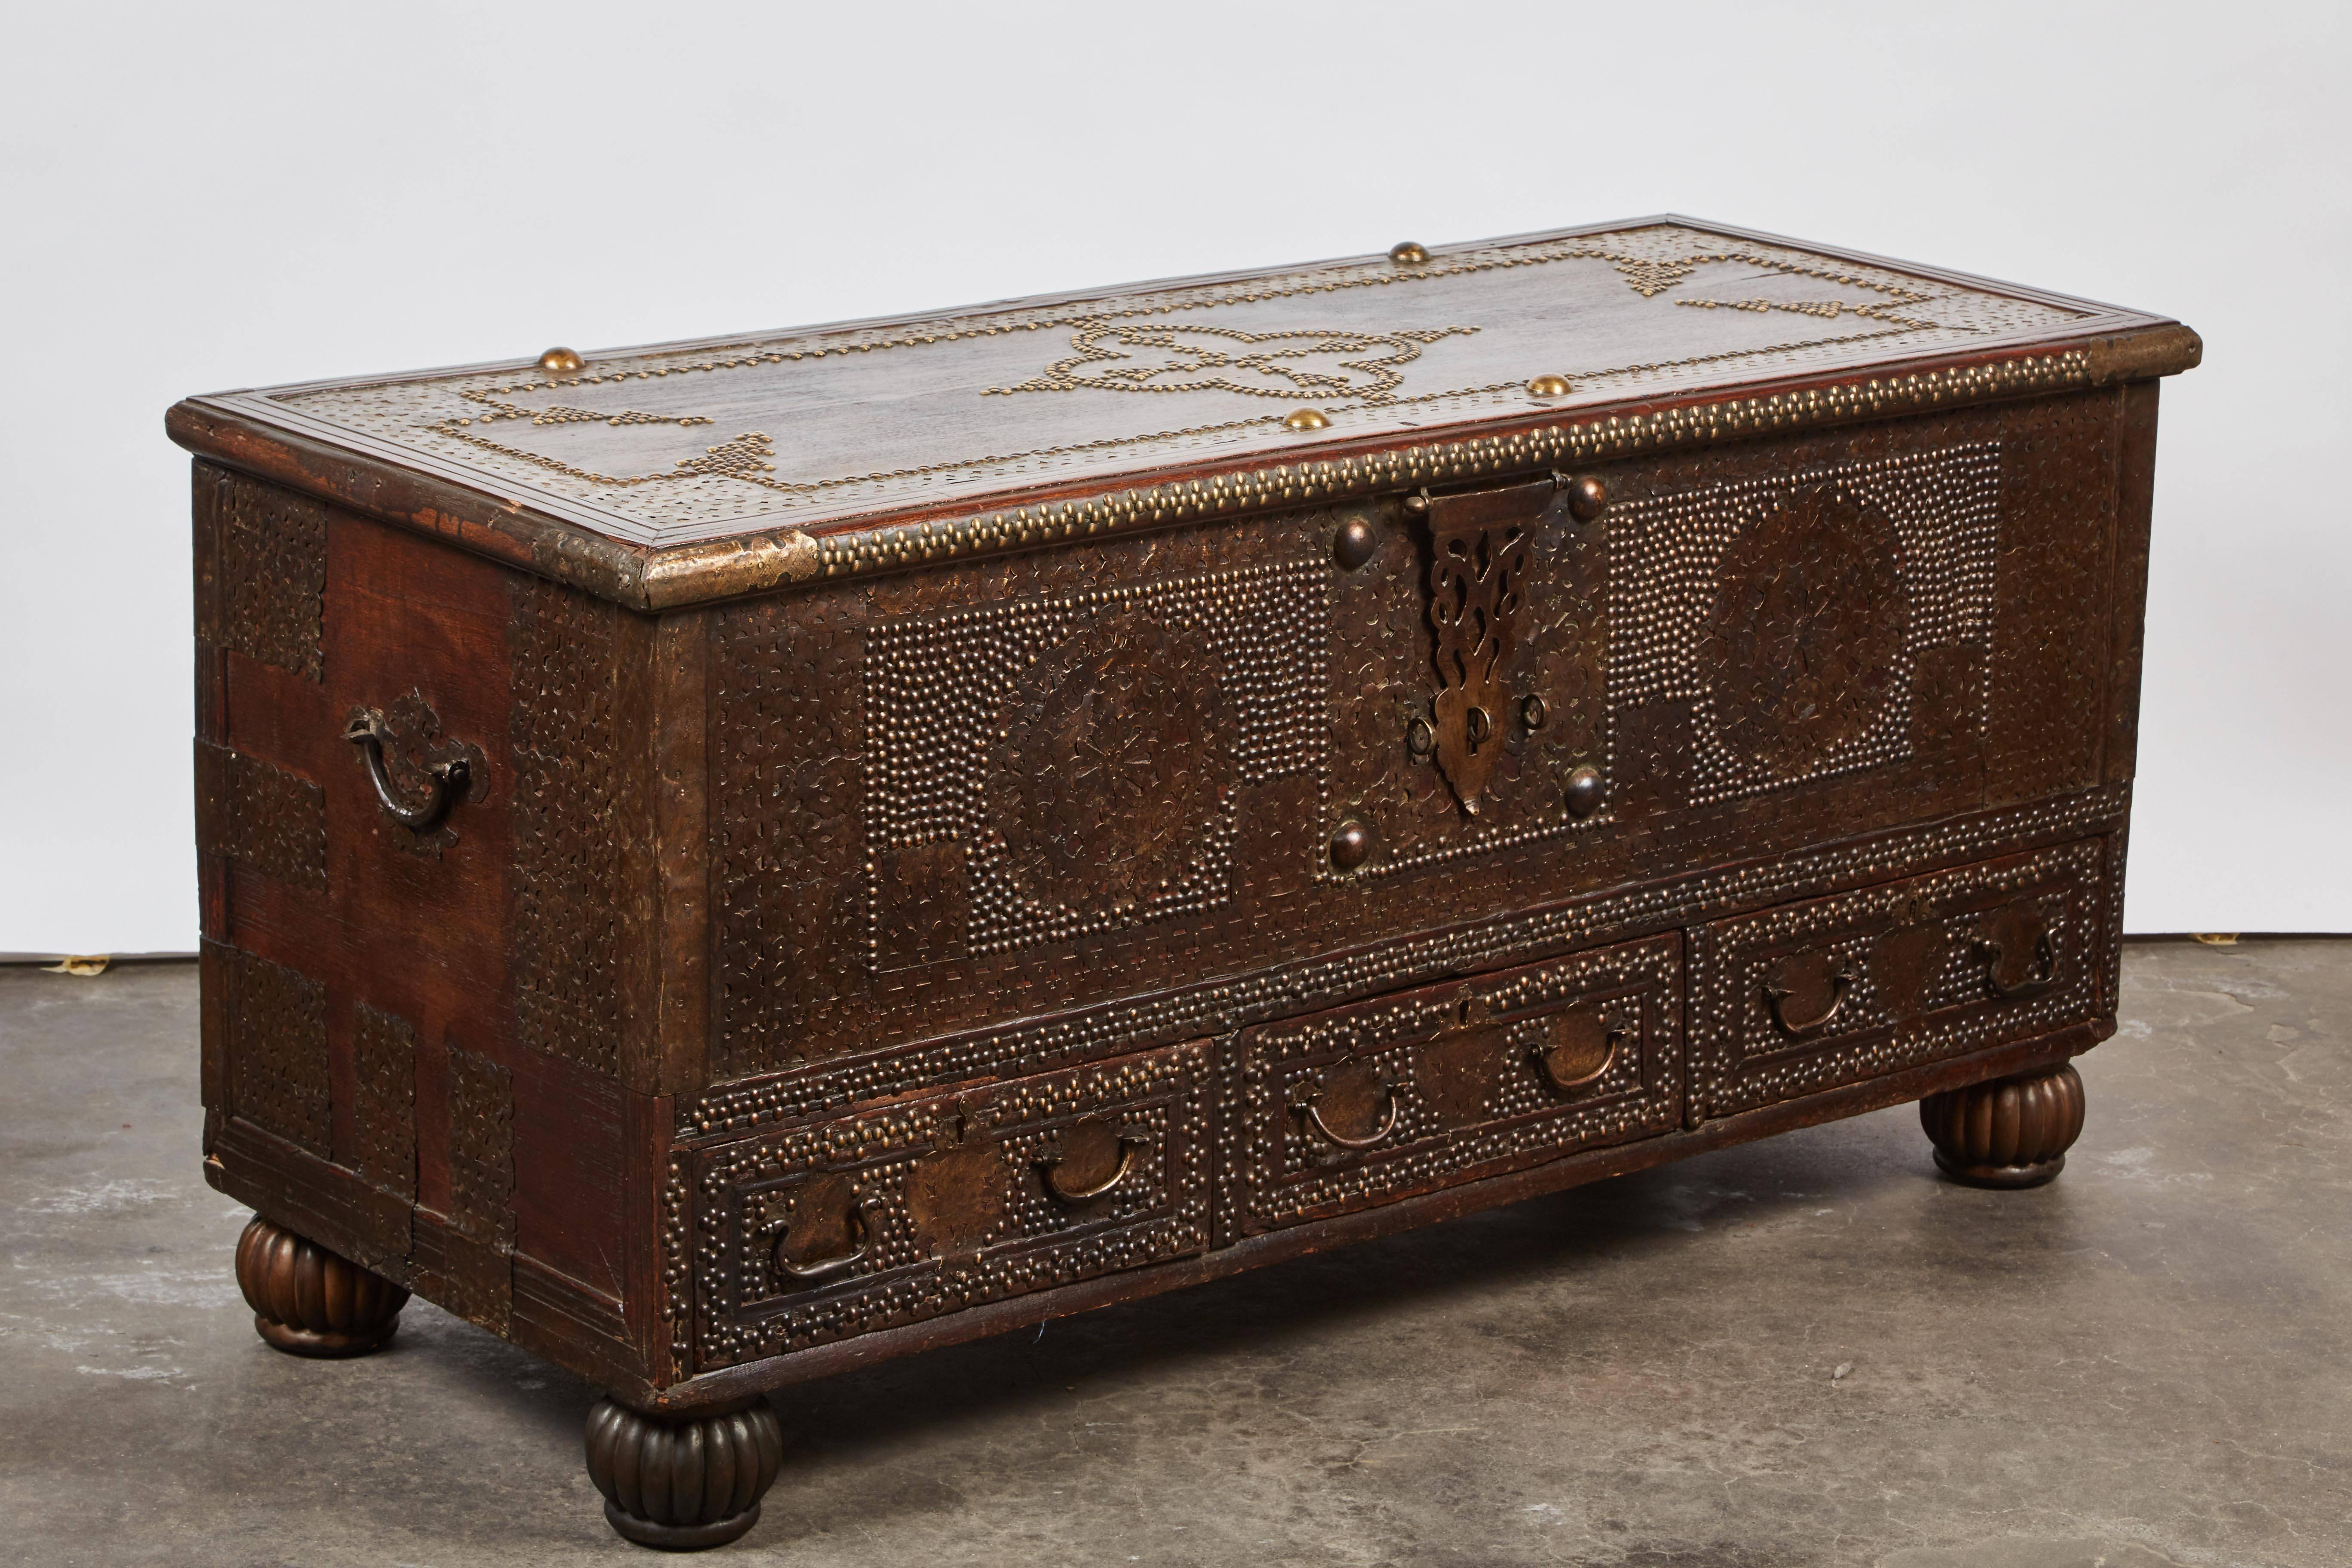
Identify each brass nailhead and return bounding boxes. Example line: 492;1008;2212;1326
536;346;584;374
1564;765;1605;818
1388;240;1430;265
1527;375;1572;398
1562;473;1608;523
1283;409;1332;431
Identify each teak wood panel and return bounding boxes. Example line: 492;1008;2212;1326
193;467;641;1351
702;391;2127;1096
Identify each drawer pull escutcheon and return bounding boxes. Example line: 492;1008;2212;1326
1299;1085;1401;1150
1533;1027;1626;1095
1036;1138;1141;1203
344;711;469;833
774;1202;873;1284
1976;931;2060;1000
1765;961;1857;1039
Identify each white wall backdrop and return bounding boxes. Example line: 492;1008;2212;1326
3;1;2345;952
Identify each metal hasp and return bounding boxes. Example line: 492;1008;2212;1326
1415;478;1556;815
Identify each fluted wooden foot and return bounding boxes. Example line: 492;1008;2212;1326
586;1395;784;1551
1920;1062;2086;1188
234;1215;409;1357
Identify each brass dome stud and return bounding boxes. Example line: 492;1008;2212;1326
1329;818;1374;871
1527;374;1572;398
1561;473;1608;523
537;346;584;375
1388;241;1430;265
1283;408;1332;431
1332;516;1379;570
1563;764;1605;818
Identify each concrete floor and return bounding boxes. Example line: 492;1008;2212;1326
1;943;2344;1568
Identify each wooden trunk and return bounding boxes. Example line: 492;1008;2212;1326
171;215;2195;1542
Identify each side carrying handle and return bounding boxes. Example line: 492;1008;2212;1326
344;712;470;833
1976;930;2060;1000
1765;960;1857;1039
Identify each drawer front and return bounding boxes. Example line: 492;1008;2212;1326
686;1042;1211;1371
1687;837;2108;1122
1231;935;1683;1236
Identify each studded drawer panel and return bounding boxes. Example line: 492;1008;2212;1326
1686;836;2108;1122
684;1042;1211;1371
1228;934;1683;1236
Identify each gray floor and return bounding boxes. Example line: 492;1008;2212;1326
1;943;2344;1568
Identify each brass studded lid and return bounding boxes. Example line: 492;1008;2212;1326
168;214;2197;609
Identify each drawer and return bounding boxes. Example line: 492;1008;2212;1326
1230;934;1682;1236
686;1042;1211;1371
1687;837;2108;1122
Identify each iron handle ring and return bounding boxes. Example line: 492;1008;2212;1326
774;1201;873;1284
1977;930;2060;1000
344;713;469;833
1298;1084;1401;1150
1532;1027;1627;1095
1765;962;1857;1039
1036;1138;1141;1204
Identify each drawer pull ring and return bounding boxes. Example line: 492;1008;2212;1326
774;1202;872;1284
1976;931;2060;1000
1036;1139;1141;1204
344;712;469;833
1765;962;1857;1039
1300;1086;1401;1150
1534;1028;1626;1095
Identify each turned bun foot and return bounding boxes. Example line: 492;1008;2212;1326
1920;1062;2086;1188
234;1215;409;1357
586;1395;784;1551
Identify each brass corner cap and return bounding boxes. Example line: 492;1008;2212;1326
2085;322;2201;383
642;530;821;609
